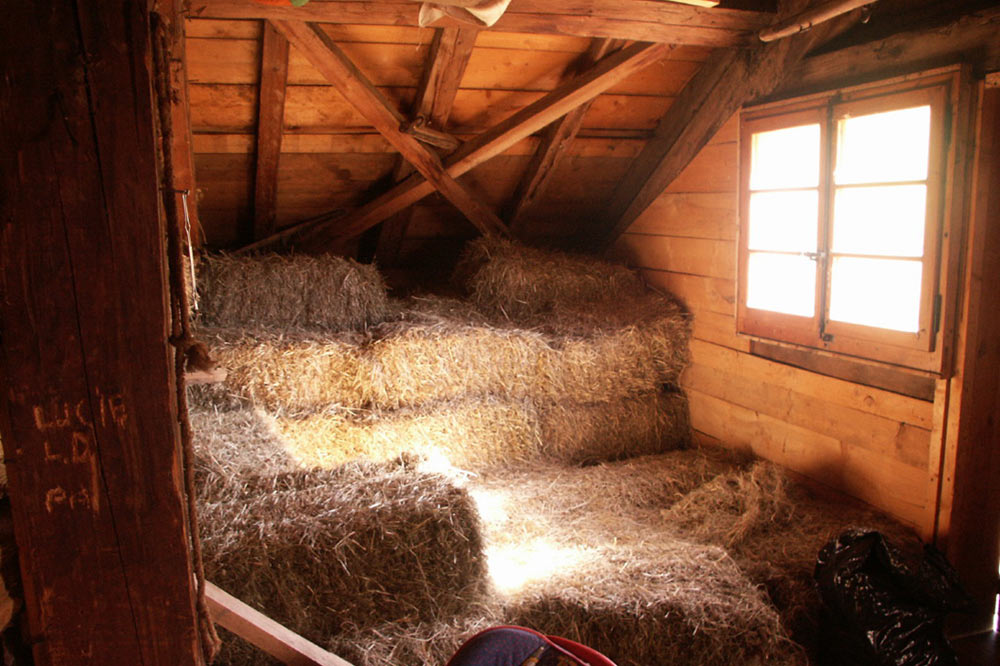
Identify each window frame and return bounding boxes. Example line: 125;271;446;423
736;68;967;373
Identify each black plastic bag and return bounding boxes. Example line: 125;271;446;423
813;528;971;666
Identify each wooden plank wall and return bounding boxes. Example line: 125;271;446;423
184;19;710;259
611;116;939;537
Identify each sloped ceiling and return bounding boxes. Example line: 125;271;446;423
180;0;998;273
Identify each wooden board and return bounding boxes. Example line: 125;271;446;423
0;2;203;663
206;583;353;666
625;192;738;238
616;235;735;279
640;268;736;316
688;389;930;531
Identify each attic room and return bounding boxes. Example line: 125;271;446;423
1;0;999;664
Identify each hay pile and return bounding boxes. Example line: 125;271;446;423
658;461;923;660
195;253;389;331
454;237;647;318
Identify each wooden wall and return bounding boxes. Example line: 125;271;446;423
183;19;710;259
612;114;940;538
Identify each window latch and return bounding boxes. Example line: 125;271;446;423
800;251;827;261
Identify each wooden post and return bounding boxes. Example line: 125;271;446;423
0;2;203;664
254;21;290;241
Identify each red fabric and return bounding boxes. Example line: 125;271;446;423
445;625;618;666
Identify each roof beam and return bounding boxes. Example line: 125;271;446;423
592;1;865;249
781;4;1000;97
253;21;289;241
375;26;477;266
505;37;625;235
240;40;672;253
271;20;508;239
189;0;770;47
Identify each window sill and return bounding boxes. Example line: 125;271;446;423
748;338;937;401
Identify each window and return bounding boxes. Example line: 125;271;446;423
737;70;964;371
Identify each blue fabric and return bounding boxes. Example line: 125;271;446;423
447;627;549;666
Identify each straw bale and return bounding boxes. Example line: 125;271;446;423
190;408;300;503
328;612;502;666
200;460;489;665
272;399;542;470
196;252;389;331
503;542;803;666
186;327;371;414
454;237;647;318
538;391;690;464
191;296;690;413
270;392;688;471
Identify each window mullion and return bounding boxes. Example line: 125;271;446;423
817;102;835;342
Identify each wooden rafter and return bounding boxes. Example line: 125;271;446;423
240;41;673;253
189;0;771;47
375;26;478;266
782;4;1000;97
271;20;508;239
253;21;290;241
592;1;865;249
505;37;626;235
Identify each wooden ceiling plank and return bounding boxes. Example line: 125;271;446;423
506;37;626;234
271;20;509;238
241;40;672;252
376;26;477;265
189;0;769;46
253;21;290;241
593;2;864;249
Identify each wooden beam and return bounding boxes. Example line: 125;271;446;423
206;583;354;666
413;27;477;131
253;21;290;241
0;2;203;663
506;38;625;234
271;20;508;238
376;26;477;266
156;0;205;247
189;0;770;47
782;5;1000;97
593;2;862;248
242;40;672;252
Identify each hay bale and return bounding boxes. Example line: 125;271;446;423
190;295;690;413
196;252;389;331
272;399;542;470
503;542;803;666
270;392;689;471
190;408;300;503
370;295;689;408
186;327;371;414
538;391;690;464
454;237;646;318
328;613;502;666
200;460;490;664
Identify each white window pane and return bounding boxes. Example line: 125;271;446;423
829;257;923;332
832;184;927;257
750;124;821;190
747;252;816;317
834;106;931;185
748;190;819;252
